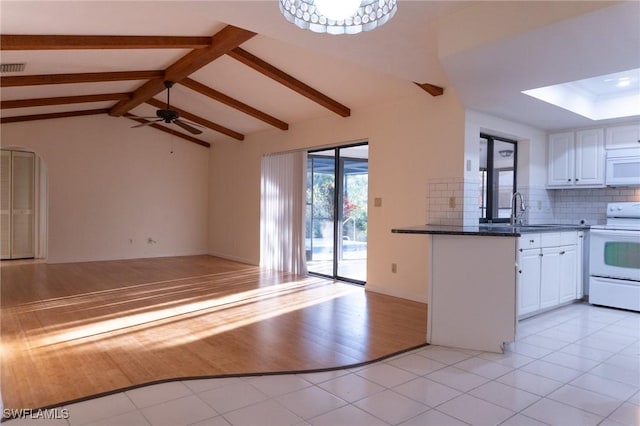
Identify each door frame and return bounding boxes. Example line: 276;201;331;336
307;141;368;284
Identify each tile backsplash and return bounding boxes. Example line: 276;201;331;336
428;180;640;226
545;187;640;224
523;185;640;225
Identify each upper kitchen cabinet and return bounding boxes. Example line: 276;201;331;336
606;123;640;149
547;129;605;188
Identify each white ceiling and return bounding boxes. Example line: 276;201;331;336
1;1;639;144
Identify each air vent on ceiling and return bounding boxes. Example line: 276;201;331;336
0;63;26;73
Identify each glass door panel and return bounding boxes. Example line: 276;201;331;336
337;156;368;282
306;151;335;278
306;144;368;284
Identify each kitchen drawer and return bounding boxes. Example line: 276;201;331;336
518;233;541;250
539;231;578;247
540;232;562;247
560;231;578;245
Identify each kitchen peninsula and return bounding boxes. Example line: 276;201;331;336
392;224;587;353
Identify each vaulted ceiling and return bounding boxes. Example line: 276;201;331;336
1;1;638;147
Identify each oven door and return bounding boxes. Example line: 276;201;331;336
590;229;640;281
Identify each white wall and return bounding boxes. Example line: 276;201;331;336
208;89;466;302
0;114;209;263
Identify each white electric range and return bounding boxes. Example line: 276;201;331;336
589;202;640;311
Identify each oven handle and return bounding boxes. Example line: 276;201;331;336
590;229;640;237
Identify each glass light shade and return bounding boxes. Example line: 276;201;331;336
278;0;398;35
314;0;361;21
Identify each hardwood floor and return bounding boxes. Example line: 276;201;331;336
0;256;427;410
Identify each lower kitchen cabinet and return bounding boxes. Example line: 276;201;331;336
517;232;580;318
540;247;563;309
518;249;541;316
558;245;578;303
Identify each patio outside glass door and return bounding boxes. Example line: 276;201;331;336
306;144;368;284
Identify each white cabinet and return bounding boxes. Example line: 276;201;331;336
576;231;585;299
517;231;581;318
518;248;542;316
548;132;574;186
558;245;578;303
606;123;640;149
540;247;562;309
547;129;605;188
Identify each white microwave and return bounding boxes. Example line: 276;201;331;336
606;148;640;186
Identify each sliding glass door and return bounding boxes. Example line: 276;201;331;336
306;144;368;284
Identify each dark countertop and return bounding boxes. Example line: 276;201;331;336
391;224;589;237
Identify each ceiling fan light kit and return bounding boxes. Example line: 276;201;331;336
278;0;398;35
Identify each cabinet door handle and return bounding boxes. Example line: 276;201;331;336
575;178;579;182
560;251;566;255
539;253;544;257
567;178;571;182
530;239;535;244
518;270;522;274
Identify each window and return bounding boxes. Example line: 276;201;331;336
479;134;517;223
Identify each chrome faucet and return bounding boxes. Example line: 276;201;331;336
510;191;526;225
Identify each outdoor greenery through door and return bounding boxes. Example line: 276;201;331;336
306;143;368;284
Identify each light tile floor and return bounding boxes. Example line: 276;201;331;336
4;302;640;426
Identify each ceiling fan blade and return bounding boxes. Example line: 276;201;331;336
131;119;162;128
174;119;203;135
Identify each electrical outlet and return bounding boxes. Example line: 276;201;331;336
391;263;397;273
449;197;456;209
374;197;382;207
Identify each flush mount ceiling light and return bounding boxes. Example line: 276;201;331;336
278;0;398;35
522;68;640;121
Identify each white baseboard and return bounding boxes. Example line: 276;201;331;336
46;250;209;264
207;251;258;266
365;284;428;304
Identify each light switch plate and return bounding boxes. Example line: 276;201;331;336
374;197;382;207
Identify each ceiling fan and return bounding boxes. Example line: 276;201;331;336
131;80;203;135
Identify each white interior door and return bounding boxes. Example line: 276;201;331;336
1;150;36;259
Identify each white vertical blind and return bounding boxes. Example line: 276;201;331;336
260;151;307;274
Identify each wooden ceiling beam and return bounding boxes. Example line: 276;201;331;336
125;114;210;148
1;93;130;109
0;70;164;87
227;47;350;118
145;98;244;141
179;78;289;131
0;35;213;50
414;82;444;97
109;25;256;117
0;108;109;124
